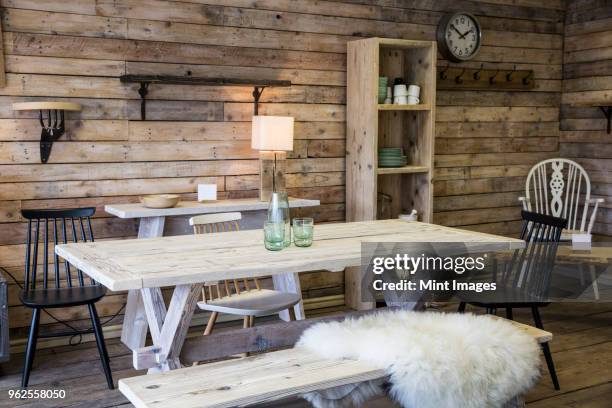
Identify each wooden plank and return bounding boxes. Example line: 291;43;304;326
5;32;346;71
0;0;96;15
126;18;354;54
2;8;127;39
0;19;5;88
120;348;386;408
0;270;8;362
126;61;345;86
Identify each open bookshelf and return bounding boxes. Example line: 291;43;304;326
347;38;436;224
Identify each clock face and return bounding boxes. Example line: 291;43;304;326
438;12;482;62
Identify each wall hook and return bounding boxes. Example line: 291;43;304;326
439;65;450;80
455;68;466;84
522;71;533;85
13;102;82;163
489;70;500;85
473;64;484;80
506;65;517;82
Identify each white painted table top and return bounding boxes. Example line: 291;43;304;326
55;220;524;291
105;197;320;219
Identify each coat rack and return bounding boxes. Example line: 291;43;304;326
120;75;291;120
437;65;535;90
13;102;82;163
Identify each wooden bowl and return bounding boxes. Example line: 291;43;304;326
141;194;180;209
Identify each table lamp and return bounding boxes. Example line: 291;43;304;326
251;115;294;201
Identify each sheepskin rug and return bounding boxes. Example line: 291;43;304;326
297;310;541;408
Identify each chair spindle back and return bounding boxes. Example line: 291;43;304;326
189;212;261;302
500;211;567;301
21;208;97;290
524;158;591;232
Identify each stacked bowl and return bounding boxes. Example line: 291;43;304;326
378;77;388;103
378;148;407;168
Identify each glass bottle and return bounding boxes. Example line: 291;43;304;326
267;191;291;247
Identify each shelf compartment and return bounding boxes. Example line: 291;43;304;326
377;165;429;175
377;104;431;111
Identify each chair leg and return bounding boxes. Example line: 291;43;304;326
531;306;560;390
485;307;497;315
288;307;297;321
457;302;466;313
249;315;255;327
203;312;218;336
88;303;114;390
21;308;41;388
541;342;560;390
505;307;513;320
531;305;543;329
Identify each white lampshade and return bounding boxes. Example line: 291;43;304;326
251;115;294;151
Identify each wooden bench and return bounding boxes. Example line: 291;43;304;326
119;315;551;408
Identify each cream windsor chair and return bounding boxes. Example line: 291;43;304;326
519;158;604;240
189;212;301;335
519;158;604;299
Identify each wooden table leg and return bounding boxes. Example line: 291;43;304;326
345;266;375;311
121;217;165;351
272;273;305;321
139;284;203;372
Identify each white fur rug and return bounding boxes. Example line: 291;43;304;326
297;310;541;408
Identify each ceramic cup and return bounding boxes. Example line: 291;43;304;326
407;95;420;105
407;84;420;97
394;95;408;104
393;84;407;97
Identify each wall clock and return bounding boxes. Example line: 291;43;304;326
436;12;482;62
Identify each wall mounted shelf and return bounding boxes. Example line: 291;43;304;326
120;75;291;120
570;101;612;134
13;101;82;163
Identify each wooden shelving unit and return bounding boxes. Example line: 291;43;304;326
347;38;436;224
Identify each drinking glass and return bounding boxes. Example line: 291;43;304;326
264;221;285;251
293;218;314;247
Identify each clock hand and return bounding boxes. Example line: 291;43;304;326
450;24;463;37
461;28;474;39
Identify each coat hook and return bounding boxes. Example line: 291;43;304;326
506;65;517;82
489;70;500;85
473;64;484;80
455;68;466;84
439;65;450;80
522;71;533;85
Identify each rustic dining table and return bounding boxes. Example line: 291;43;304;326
105;197;320;347
55;219;523;373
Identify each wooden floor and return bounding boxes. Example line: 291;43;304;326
0;302;610;408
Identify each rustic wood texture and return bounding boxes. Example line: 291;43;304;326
0;0;564;343
0;270;8;362
561;0;612;237
55;219;523;291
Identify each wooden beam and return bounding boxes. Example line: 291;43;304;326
178;309;378;365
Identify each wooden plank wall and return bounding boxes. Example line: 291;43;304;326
561;0;612;236
0;0;564;342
